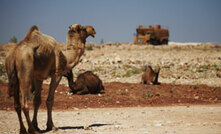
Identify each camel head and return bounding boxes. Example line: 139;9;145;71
68;24;96;38
84;25;96;38
69;24;83;33
67;24;96;47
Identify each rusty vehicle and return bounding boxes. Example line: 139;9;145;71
133;25;169;45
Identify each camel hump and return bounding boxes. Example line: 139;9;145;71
30;25;39;31
24;25;40;41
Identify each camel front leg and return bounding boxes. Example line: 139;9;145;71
32;79;43;131
63;70;75;91
46;75;62;131
77;85;89;95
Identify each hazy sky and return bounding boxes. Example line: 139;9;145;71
0;0;221;44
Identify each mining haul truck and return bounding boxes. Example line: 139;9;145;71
133;25;169;45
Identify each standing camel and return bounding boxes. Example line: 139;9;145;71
5;24;96;134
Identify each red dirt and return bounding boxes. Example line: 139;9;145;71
0;82;221;110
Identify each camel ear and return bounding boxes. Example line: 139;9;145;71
79;25;84;31
155;67;160;74
69;24;82;32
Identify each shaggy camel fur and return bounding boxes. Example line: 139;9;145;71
141;66;160;85
5;24;95;134
64;71;104;95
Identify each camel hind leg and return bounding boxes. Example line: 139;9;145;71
77;85;89;95
14;83;27;134
32;79;43;131
8;59;27;133
46;75;62;131
19;74;39;134
16;51;39;134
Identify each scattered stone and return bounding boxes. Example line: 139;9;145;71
84;125;90;130
194;96;199;100
98;93;102;97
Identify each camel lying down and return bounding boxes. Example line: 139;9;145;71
141;65;160;85
5;24;95;134
64;71;105;95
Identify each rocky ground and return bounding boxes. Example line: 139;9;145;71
0;42;221;86
69;42;221;87
0;42;221;134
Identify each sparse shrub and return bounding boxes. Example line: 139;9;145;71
100;38;104;44
122;65;141;77
86;45;93;51
92;67;104;73
197;65;209;73
9;36;17;43
0;63;6;76
0;78;4;84
115;73;122;78
212;64;221;71
142;89;152;98
200;65;209;70
123;64;132;70
0;52;6;57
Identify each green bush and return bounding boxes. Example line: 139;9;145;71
0;64;6;76
86;45;93;51
100;38;104;44
9;36;17;43
122;65;141;77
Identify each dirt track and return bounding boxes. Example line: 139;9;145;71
1;105;221;134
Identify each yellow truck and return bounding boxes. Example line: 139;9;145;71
134;25;169;45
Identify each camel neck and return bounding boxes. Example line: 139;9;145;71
62;42;85;70
64;31;86;69
66;42;84;50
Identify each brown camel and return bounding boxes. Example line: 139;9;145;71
5;24;96;134
141;65;160;85
64;71;104;95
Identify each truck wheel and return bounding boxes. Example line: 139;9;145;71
161;39;168;45
147;39;154;45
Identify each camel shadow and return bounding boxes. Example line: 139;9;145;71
39;123;112;133
59;123;112;130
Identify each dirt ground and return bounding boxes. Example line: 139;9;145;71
0;82;221;110
0;43;221;133
0;105;221;134
0;82;221;133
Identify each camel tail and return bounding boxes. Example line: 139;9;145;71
7;60;19;98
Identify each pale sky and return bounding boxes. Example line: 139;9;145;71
0;0;221;44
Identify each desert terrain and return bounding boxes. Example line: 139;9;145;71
0;42;221;133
